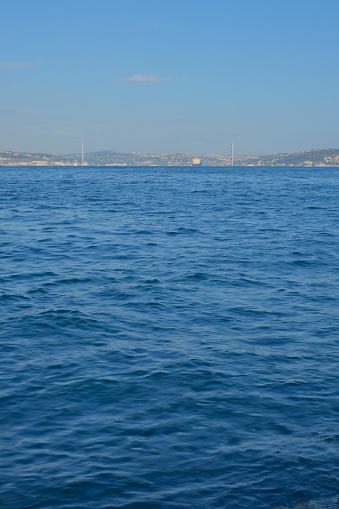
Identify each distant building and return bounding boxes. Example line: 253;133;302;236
192;157;201;165
32;160;49;166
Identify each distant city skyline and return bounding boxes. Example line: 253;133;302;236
1;0;339;156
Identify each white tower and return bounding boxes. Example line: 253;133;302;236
231;143;234;166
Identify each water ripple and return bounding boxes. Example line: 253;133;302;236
1;167;339;508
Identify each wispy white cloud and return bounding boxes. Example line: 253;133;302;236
0;108;35;118
121;74;169;84
0;60;44;70
0;62;31;69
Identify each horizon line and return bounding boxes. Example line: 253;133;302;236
1;147;338;158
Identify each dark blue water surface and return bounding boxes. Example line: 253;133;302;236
1;166;339;509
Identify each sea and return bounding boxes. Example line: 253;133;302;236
1;166;339;509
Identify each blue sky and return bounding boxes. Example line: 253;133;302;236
1;0;339;155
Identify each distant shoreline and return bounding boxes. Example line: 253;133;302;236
1;148;339;167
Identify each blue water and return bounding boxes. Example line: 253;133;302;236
1;166;339;509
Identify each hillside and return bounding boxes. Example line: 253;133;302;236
1;148;339;167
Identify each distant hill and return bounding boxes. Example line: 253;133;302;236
1;148;339;167
255;149;339;166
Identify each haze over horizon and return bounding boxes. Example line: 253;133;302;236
1;0;339;156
